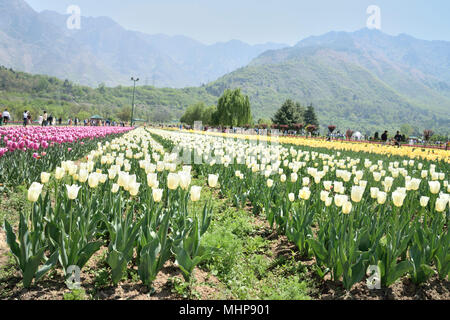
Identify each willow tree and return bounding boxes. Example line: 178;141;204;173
215;89;252;127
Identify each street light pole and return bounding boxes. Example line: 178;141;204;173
131;77;139;126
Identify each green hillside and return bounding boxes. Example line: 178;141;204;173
205;38;450;135
0;66;217;123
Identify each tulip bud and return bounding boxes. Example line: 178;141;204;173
320;190;329;202
88;173;100;189
342;201;352;214
190;186;202;202
41;172;51;184
55;167;65;180
208;174;219;188
167;173;180;190
288;193;295;202
428;181;440;194
392;190;406;207
420;196;429;207
370;187;379;199
111;184;119;193
351;186;364;203
78;169;89;183
129;182;140;196
377;191;387;205
27;182;43;202
298;187;311;200
178;172;191;190
152;188;163;202
435;198;447;212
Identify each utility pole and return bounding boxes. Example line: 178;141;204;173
131;77;139;126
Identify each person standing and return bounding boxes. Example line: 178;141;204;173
2;109;10;125
394;131;402;148
43;111;48;126
38;114;43;126
381;131;388;145
48;114;53;126
23;110;28;127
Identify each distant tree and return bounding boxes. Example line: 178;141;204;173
98;83;106;94
214;89;252;127
153;108;173;123
423;130;434;143
304;104;319;128
117;106;132;122
400;123;413;137
77;111;90;121
257;118;273;126
202;105;217;125
180;102;205;126
346;129;354;140
272;99;303;126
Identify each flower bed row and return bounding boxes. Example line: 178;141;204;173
0;126;133;186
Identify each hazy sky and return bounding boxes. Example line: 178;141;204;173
26;0;450;45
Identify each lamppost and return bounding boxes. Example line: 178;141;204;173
131;77;139;126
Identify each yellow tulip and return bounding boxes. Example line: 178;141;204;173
342;201;352;214
298;187;311;200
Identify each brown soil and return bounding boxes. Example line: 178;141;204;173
317;275;450;300
248;205;450;300
0;245;225;300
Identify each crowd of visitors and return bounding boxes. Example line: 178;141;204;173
0;109;128;127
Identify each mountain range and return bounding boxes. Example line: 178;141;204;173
0;0;449;134
0;0;287;87
206;29;450;133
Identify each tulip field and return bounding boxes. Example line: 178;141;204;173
0;126;133;185
0;126;449;300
